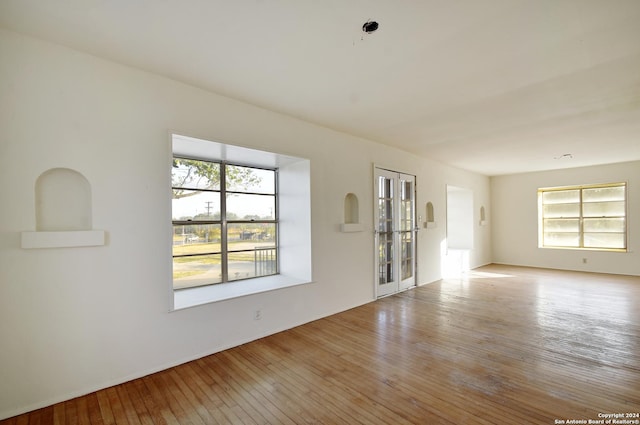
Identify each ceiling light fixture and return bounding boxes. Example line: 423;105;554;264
362;20;379;33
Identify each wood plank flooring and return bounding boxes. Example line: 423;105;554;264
3;265;640;424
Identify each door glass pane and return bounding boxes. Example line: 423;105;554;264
378;176;394;285
378;176;394;232
378;199;394;232
400;180;412;231
378;176;393;199
378;233;394;285
401;231;413;280
400;179;414;281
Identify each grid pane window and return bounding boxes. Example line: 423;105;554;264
584;233;625;249
172;191;221;221
172;157;278;290
539;183;626;250
543;218;580;232
378;176;394;284
226;193;276;219
583;186;625;202
543;232;580;247
172;160;220;191
173;224;221;256
542;189;580;204
173;254;222;290
226;165;275;194
542;203;580;218
582;201;625;217
583;217;625;232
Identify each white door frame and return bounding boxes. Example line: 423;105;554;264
374;167;417;298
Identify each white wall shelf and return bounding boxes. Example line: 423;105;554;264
21;230;105;249
340;223;365;233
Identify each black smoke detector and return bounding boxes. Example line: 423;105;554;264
362;20;379;33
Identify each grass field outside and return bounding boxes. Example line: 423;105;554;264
173;240;277;288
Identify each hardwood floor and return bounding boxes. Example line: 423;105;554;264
3;265;639;424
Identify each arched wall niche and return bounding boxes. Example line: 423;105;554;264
36;168;92;231
21;167;105;249
344;193;359;224
480;205;487;226
340;192;364;232
424;201;437;228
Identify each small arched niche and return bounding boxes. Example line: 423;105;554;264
424;201;437;228
344;193;359;224
479;205;487;226
21;168;105;249
36;168;92;231
340;192;364;232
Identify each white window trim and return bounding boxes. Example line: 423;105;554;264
170;134;312;310
537;182;627;252
173;274;310;310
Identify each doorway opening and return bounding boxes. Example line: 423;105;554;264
443;185;474;277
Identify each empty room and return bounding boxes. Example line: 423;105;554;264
0;1;639;424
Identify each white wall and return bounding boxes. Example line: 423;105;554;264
0;29;491;418
491;161;640;275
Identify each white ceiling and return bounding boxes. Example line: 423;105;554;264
1;0;639;176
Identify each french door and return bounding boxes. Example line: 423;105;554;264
374;168;416;297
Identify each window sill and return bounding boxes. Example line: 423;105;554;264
172;274;312;310
340;223;364;232
539;246;627;253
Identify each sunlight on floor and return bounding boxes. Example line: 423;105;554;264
465;270;515;279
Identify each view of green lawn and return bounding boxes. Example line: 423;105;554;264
172;240;277;287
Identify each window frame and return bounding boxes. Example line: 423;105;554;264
172;156;279;290
538;182;627;252
170;133;312;310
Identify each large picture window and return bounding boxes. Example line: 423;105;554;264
172;157;278;290
538;182;626;251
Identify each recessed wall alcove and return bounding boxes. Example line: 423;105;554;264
479;205;487;226
21;168;105;249
424;201;437;228
340;192;364;232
